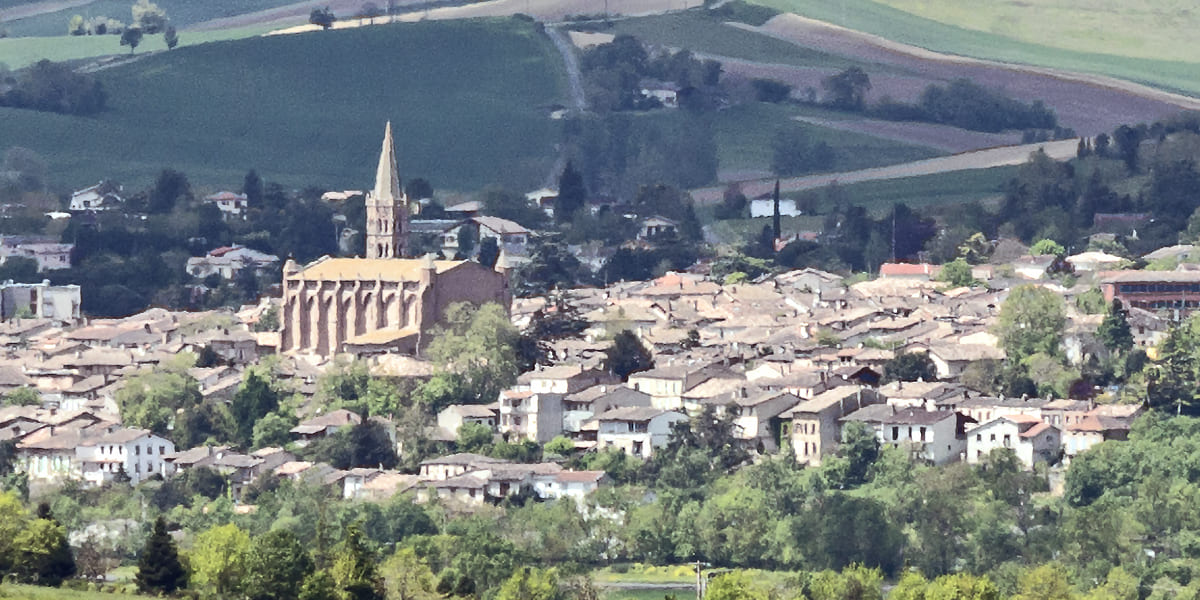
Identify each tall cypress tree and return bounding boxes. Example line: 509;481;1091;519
136;517;187;595
771;179;782;242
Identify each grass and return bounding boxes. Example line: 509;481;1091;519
802;165;1017;215
0;24;278;68
605;11;866;69
712;102;943;173
708;215;826;245
0;583;139;599
0;17;567;193
603;588;693;600
745;0;1200;97
0;0;300;37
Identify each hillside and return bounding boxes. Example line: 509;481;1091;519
0;17;567;193
746;0;1200;98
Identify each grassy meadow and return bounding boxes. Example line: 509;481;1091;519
745;0;1200;97
0;17;567;193
0;0;298;37
0;583;139;599
0;24;278;68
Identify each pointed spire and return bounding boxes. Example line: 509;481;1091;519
374;121;401;206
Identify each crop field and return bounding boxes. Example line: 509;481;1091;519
712;102;942;179
0;24;276;68
870;0;1200;66
0;0;298;36
744;0;1200;98
798;165;1016;215
0;17;567;193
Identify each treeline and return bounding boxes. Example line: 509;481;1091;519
0;60;106;116
873;78;1059;134
580;33;723;113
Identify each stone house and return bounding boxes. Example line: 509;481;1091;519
593;407;687;458
289;409;361;446
842;405;973;465
784;386;883;466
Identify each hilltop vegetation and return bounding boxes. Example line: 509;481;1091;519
0;18;566;192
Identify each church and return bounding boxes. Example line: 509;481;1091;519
280;123;510;357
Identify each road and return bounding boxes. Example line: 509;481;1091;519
542;25;588;188
690;138;1080;204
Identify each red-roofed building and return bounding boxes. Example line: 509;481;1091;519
966;415;1061;468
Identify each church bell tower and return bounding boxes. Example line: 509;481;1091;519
365;121;409;258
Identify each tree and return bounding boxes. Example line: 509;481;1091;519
456;422;493;454
827;421;880;488
3;387;41;407
995;284;1067;363
136;517;187;595
882;352;938;383
823;67;871;111
425;302;522;405
605;329;652;380
148;168;191;213
301;570;339;600
190;523;251;598
704;571;769;600
772;126;835;177
477;236;500;269
243;529;314;600
163;24;178;49
1030;238;1066;258
231;369;280;446
496;567;560;600
555;161;586;223
115;357;202;439
544;436;575;456
120;27;143;53
1097;299;1133;355
132;0;167;33
1013;564;1074;600
253;412;296;449
381;548;438;600
330;523;385;600
12;516;75;586
69;14;86;35
243;169;264;207
938;258;975;287
310;7;337;29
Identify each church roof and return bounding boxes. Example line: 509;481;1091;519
373;121;402;205
288;257;464;282
345;327;421;346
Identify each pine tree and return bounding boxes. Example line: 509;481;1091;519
330;523;385;600
136;517;187;595
772;179;781;242
555;161;586;223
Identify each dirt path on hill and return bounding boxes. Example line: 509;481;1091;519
690;138;1079;204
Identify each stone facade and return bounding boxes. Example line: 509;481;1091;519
279;123;508;357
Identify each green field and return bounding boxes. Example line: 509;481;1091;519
746;0;1200;97
0;18;567;193
0;0;298;37
0;583;138;599
713;102;942;173
801;165;1016;215
605;11;868;70
0;24;277;68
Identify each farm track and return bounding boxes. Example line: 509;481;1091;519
690;138;1080;204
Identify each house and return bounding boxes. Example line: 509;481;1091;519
441;216;531;259
437;404;499;437
640;80;679;108
723;388;802;453
1011;255;1061;280
498;389;563;443
628;363;712;410
750;196;803;219
289;409;362;446
525;188;557;217
924;343;1006;379
957;396;1048;425
517;365;620;395
0;281;81;323
562;385;652;443
1062;404;1142;459
532;470;608;501
879;263;940;280
19;424;174;486
966;415;1061;468
841;404;973;465
1066;251;1125;272
638;216;678;241
593;407;687;458
204;191;250;218
418;453;508;481
186;245;280;280
1100;270;1200;315
69;181;123;212
0;237;73;272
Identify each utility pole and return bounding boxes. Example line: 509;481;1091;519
696;560;703;600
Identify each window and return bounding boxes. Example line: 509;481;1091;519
135;446;140;456
919;427;926;442
1003;434;1012;448
976;434;982;442
891;426;899;440
990;433;996;442
134;463;140;473
160;446;165;455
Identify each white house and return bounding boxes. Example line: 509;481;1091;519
77;428;175;485
204;191;250;218
966;415;1061;468
594;407;687;458
0;281;81;323
0;237;73;272
533;470;608;502
925;343;1006;379
498;389;563;443
186;245;280;280
418;453;508;481
437;404;499;435
637;216;678;241
69;181;123;212
750;197;804;218
441;216;531;259
525;188;558;217
841;404;970;465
